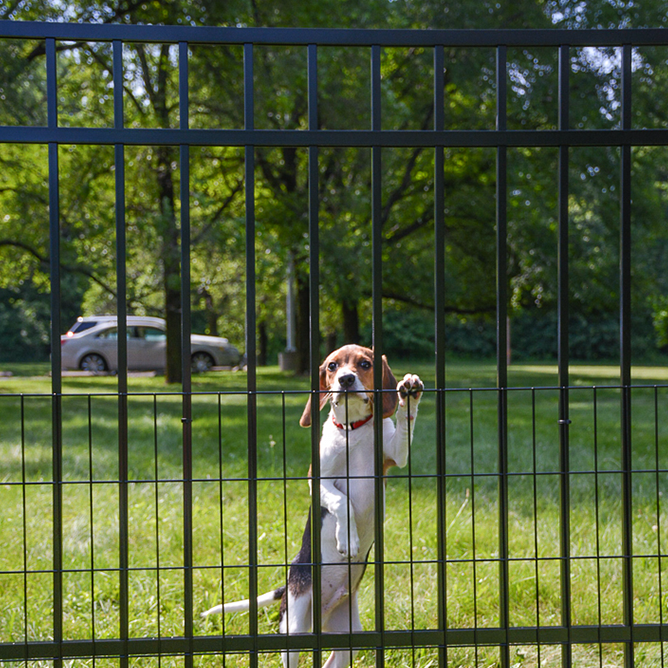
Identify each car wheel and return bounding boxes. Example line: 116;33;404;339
80;353;107;374
191;352;214;373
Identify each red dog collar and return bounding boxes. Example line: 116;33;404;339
332;414;373;431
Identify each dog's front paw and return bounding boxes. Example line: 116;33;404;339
336;523;360;559
397;374;423;408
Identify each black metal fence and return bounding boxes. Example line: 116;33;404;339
2;20;668;668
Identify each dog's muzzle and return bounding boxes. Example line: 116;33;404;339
331;372;370;406
337;373;357;389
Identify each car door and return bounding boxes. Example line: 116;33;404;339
115;325;137;369
89;326;120;370
128;326;167;370
126;326;148;369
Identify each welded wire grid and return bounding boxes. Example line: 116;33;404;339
0;21;668;668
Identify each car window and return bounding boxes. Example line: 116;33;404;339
96;327;136;339
143;327;166;341
70;321;98;334
97;327;117;340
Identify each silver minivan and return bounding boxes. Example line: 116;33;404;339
61;315;242;373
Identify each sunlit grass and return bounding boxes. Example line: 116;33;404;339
1;363;668;666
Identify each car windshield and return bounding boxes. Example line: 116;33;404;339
69;321;99;334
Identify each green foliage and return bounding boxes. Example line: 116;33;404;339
364;306;668;363
509;310;662;361
0;285;51;362
0;39;47;125
0;274;88;362
2;0;668;368
548;0;668;28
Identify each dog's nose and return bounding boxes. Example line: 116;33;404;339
338;373;357;389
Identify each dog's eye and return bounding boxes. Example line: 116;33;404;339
328;362;338;371
359;360;371;370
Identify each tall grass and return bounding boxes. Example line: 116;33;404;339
1;362;667;667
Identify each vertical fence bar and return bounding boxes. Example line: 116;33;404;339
46;36;63;668
243;41;259;668
113;41;127;374
179;40;194;668
593;386;603;664
370;42;386;668
20;395;28;661
620;42;634;668
433;43;448;667
531;388;541;665
151;393;164;658
469;391;480;664
112;38;130;668
654;386;664;667
495;43;510;668
307;42;323;668
86;397;97;652
557;43;573;668
216;392;227;648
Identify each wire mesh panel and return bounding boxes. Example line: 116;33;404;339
1;20;668;668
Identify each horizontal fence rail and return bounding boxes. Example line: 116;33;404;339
3;21;668;46
1;19;668;668
5;127;668;147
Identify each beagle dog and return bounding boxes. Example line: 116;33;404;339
203;344;423;668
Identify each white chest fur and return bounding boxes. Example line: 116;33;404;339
317;416;398;559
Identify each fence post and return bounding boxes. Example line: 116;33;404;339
46;35;64;668
179;39;194;668
620;42;634;668
557;42;573;668
433;42;448;668
243;41;260;668
112;36;130;668
496;43;510;668
370;42;387;668
307;41;323;668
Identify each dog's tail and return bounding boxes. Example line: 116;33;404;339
201;586;285;617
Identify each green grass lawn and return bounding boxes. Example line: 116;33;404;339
1;361;668;667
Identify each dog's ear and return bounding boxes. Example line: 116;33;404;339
299;363;328;427
381;354;398;419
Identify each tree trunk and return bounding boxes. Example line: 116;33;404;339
342;298;360;344
296;271;312;374
157;146;182;384
258;319;268;366
326;331;337;353
199;287;219;337
164;288;182;383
